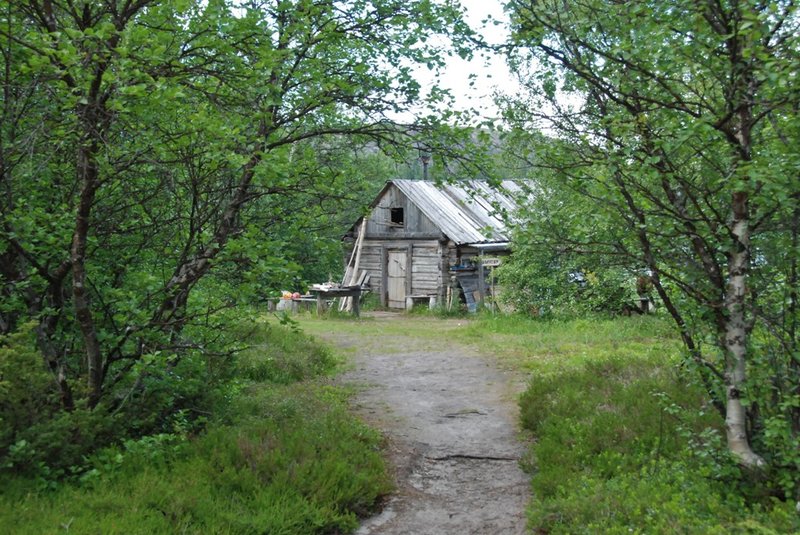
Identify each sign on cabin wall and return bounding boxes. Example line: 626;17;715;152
481;257;502;267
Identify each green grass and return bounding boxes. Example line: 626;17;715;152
298;312;469;338
455;313;679;370
456;314;800;534
0;320;391;535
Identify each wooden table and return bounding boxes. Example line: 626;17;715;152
308;285;363;317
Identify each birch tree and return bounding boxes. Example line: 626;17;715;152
503;0;800;492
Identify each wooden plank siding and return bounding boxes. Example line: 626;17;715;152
366;185;442;238
410;246;440;296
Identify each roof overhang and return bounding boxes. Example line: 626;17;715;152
466;242;511;251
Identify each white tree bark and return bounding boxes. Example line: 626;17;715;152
723;191;764;469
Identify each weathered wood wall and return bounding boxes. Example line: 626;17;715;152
357;244;383;289
410;246;439;296
365;185;442;239
353;240;445;306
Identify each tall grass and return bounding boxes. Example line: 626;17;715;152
458;314;799;534
0;319;390;534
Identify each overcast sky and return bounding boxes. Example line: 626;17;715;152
420;0;516;122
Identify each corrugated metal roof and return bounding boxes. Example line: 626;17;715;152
390;179;528;245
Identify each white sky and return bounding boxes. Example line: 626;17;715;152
413;0;518;124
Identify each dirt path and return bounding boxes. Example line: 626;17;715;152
313;314;530;535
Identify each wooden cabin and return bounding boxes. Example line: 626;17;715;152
343;180;526;310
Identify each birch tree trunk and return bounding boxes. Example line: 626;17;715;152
72;139;104;408
723;191;764;468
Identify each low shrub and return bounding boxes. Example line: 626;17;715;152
519;349;720;498
0;324;61;470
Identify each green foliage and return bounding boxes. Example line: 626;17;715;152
356;292;384;312
0;385;389;535
7;409;123;484
0;322;230;481
529;462;799;534
0;324;59;457
499;249;643;317
519;350;721;501
0;325;124;482
497;137;650;317
0;316;334;481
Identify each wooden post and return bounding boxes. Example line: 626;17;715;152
446;284;452;311
316;294;324;316
405;245;413;298
478;254;485;310
380;245;388;307
437;239;447;305
490;265;495;313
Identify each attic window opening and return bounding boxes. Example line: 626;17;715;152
390;207;404;227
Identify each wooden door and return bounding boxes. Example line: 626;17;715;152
387;249;407;308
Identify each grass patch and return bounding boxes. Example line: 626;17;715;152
457;314;800;534
0;319;390;534
298;313;469;340
455;313;678;371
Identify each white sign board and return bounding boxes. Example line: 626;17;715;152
481;257;502;267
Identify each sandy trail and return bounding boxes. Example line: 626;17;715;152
315;314;530;535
